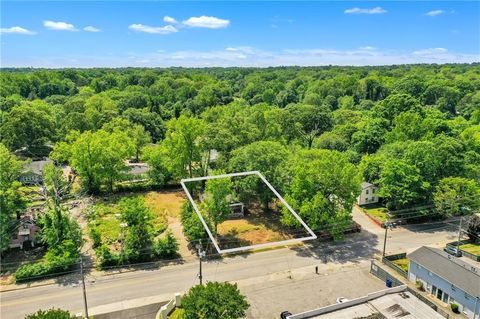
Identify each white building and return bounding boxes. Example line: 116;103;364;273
357;182;379;206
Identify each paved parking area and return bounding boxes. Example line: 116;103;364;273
238;261;386;319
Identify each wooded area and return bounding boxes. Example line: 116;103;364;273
1;65;480;276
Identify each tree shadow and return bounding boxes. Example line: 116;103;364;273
401;219;458;234
290;229;380;264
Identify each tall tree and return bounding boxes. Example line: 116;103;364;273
200;176;234;236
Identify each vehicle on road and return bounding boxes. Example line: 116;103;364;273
280;311;292;319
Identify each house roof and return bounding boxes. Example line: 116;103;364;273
22;159;53;175
127;163;150;175
408;246;480;297
361;181;376;189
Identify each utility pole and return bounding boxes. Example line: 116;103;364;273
80;257;89;319
382;222;395;258
456;217;463;254
196;240;205;285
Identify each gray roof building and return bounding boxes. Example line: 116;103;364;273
408;246;480;297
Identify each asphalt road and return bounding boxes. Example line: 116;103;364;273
0;209;458;319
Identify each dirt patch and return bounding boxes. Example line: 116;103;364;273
144;191;186;218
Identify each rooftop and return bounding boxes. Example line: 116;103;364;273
22;159;53;175
289;287;444;319
408;246;480;297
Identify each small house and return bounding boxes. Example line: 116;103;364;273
357;182;379;206
408;246;480;319
9;216;40;249
18;159;53;185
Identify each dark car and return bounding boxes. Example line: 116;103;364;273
280;311;292;319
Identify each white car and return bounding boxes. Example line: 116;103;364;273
336;297;349;303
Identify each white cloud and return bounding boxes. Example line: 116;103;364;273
344;7;387;14
4;47;478;68
0;26;36;35
163;16;178;24
84;26;101;32
183;16;230;29
359;46;377;51
43;20;77;31
413;48;448;55
426;10;445;17
128;24;178;34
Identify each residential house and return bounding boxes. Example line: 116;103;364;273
357;182;380;206
18;159;53;185
408;246;480;319
9;215;40;249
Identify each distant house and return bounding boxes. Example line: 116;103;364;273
9;216;40;249
357;182;379;206
408;246;480;319
19;159;53;185
123;162;150;182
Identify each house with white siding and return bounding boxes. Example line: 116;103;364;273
357;182;380;206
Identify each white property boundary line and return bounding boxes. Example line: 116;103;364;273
180;171;317;254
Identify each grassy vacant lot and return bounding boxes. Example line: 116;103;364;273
91;190;185;249
392;258;409;272
216;203;302;249
460;243;480;256
362;205;389;222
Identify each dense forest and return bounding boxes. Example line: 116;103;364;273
1;65;480;267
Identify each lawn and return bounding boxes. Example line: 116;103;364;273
392;258;409;273
362;206;389;222
459;243;480;256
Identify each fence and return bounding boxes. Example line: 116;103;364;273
382;253;408;278
370;260;404;287
446;240;480;262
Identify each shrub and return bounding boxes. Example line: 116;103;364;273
154;231;179;259
180;203;209;242
25;308;75;319
451;303;460;313
415;280;424;291
89;225;102;249
95;244;119;268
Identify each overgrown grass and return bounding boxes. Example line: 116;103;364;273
362;206;389;222
460;243;480;256
392;258;409;272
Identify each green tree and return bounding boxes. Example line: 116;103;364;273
142;144;172;186
182;282;249;319
1;101;55;151
200;176;234;236
162;115;207;178
280;149;359;238
433;177;480;217
379;160;430;210
0;144;25;253
25;308;75;319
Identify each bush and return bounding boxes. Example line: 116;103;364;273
89;225;102;249
154;231;179;259
25;308;75;319
451;303;460;313
15;240;79;282
95;244;119;268
180;203;209;242
415;280;425;291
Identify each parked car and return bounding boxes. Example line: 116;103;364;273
444;246;462;257
280;311;292;319
336;297;349;303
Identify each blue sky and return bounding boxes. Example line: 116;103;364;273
1;1;479;67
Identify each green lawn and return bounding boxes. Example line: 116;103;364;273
362;206;389;222
460;243;480;256
392;258;409;272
